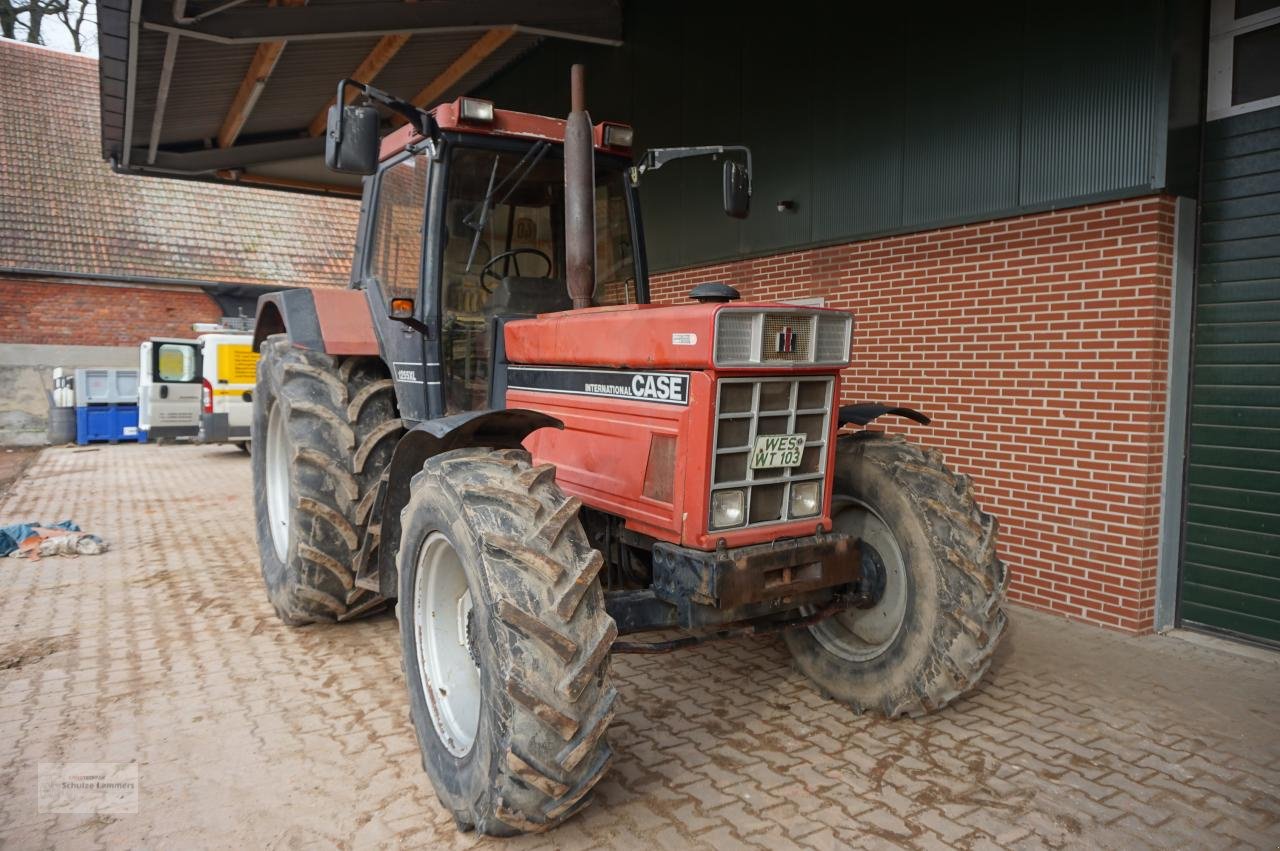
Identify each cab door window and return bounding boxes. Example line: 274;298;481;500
367;155;428;302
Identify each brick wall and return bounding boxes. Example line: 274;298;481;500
652;195;1177;633
0;279;223;347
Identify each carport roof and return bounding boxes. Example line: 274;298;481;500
96;0;623;195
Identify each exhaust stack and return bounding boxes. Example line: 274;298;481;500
564;64;595;310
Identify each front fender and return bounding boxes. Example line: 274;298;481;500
374;409;563;597
251;288;379;356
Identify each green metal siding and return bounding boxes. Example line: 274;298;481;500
1181;105;1280;645
480;0;1175;271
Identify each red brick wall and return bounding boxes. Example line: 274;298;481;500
652;196;1176;633
0;279;223;346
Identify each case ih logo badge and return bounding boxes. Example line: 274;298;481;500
775;326;796;354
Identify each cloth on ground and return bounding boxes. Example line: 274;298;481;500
0;521;79;557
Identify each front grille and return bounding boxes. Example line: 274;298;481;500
710;377;833;530
713;308;852;366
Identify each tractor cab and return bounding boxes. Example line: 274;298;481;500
324;79;749;419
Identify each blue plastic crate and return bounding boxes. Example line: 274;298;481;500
75;405;142;445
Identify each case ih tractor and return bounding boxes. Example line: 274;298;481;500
249;67;1007;836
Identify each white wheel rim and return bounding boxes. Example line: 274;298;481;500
808;499;909;662
414;532;481;758
265;402;290;561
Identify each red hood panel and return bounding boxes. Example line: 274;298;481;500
503;303;723;369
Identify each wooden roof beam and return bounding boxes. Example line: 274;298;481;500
389;25;516;127
305;33;414;137
216;0;308;150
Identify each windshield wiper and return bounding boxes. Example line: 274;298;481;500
463;141;552;272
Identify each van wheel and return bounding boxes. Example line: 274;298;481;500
784;433;1008;717
397;447;617;835
251;335;403;625
237;442;251;455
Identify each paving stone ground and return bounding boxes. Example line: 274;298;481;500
0;444;1276;850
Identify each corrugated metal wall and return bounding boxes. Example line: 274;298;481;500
1180;104;1280;645
481;0;1171;272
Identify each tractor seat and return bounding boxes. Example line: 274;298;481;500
485;276;572;317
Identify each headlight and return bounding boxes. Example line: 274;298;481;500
710;490;745;529
789;481;821;518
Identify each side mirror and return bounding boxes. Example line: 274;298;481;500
723;160;750;219
324;103;380;175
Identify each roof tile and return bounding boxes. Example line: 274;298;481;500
0;39;360;288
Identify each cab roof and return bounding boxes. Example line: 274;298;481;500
379;98;633;162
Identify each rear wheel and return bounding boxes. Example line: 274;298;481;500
784;433;1008;717
397;447;617;835
252;335;402;625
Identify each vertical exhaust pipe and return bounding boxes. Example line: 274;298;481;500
564;64;595;310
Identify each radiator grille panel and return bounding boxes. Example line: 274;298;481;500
714;309;852;366
715;311;755;363
710;377;833;530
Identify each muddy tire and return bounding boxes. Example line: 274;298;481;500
397;447;616;836
252;334;403;625
784;433;1008;717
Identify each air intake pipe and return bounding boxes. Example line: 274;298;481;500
564;64;595;310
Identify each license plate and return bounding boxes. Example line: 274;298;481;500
750;434;805;470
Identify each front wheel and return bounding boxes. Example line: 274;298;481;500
397;447;617;835
784;433;1008;717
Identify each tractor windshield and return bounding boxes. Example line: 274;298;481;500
443;145;638;309
440;143;639;412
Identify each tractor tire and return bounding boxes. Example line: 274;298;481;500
252;334;403;625
783;433;1008;717
396;447;617;836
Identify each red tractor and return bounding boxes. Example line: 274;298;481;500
250;67;1007;836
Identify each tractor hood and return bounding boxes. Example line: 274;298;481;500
502;303;854;371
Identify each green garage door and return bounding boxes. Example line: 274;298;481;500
1181;105;1280;645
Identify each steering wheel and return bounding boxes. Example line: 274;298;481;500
479;248;553;293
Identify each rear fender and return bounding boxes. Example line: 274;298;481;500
252;289;379;355
373;409;563;597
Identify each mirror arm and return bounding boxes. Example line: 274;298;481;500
333;78;439;140
389;312;432;336
635;145;752;192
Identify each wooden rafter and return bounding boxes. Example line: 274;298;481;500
216;0;308;150
392;25;517;125
305;33;413;137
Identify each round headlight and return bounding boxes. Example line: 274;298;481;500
789;481;821;518
711;490;745;529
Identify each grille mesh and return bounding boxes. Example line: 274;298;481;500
815;314;851;363
715;311;755;363
711;377;832;530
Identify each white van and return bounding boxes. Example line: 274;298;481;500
138;338;202;441
196;332;258;450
